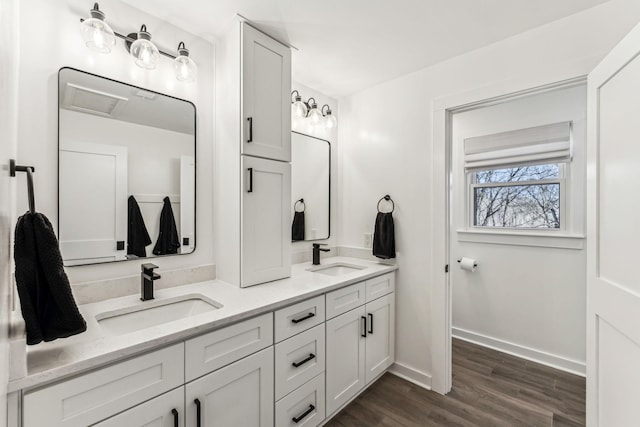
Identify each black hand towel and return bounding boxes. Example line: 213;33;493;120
127;195;152;257
373;212;396;259
14;212;86;345
292;211;305;241
153;197;181;255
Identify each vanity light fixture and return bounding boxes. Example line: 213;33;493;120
291;90;338;129
306;98;324;126
322;104;338;129
79;3;198;82
291;90;308;118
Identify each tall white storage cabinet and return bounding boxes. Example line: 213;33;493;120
216;18;292;287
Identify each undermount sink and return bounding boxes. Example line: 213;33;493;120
96;294;222;335
307;262;366;276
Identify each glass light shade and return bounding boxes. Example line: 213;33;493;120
174;55;197;82
325;113;338;129
130;28;159;70
308;107;323;125
80;8;116;54
292;100;308;118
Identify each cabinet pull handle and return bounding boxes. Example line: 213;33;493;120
171;408;178;427
247;168;253;193
361;316;367;338
194;398;202;427
247;117;253;142
291;312;315;324
368;313;374;334
292;404;316;423
292;353;316;368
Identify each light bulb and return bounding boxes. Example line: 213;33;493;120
129;25;159;70
326;114;338;129
80;3;116;54
174;42;197;83
307;98;322;125
293;101;308;118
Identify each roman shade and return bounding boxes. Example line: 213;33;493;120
464;121;572;171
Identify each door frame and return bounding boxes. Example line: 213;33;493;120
430;73;588;394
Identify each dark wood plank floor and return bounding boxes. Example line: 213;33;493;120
325;338;585;426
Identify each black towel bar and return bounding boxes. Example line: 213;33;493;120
377;194;394;213
10;159;36;214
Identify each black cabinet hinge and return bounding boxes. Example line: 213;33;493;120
445;264;449;273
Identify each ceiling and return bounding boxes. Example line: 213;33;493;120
121;0;610;98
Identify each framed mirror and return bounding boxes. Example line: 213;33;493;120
291;131;330;241
58;68;196;266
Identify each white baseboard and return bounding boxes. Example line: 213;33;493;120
388;362;432;390
452;327;586;377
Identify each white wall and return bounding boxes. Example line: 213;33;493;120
338;0;640;385
0;0;19;424
16;0;214;284
450;84;587;374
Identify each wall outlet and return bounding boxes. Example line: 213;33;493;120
363;233;372;249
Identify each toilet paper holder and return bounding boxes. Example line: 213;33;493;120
457;258;478;268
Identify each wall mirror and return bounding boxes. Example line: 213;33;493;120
58;67;196;266
291;131;330;241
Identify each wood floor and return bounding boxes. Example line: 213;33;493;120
325;339;585;426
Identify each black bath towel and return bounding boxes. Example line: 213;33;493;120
152;197;181;255
14;212;86;345
373;212;396;259
127;195;152;257
292;211;305;241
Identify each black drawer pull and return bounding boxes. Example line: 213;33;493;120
292;404;315;423
194;398;201;427
368;313;374;334
292;353;316;368
171;408;178;427
247;117;253;142
291;312;315;324
361;316;367;337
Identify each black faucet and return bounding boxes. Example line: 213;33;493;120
312;243;330;265
141;263;161;301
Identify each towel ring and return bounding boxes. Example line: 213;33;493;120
377;195;394;213
294;198;305;213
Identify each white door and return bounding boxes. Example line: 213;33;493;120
94;387;184;427
586;21;640;427
242;23;291;162
241;156;291;287
180;154;195;254
185;347;274;427
325;306;366;416
365;293;395;384
59;141;127;265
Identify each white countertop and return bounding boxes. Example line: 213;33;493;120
9;257;396;392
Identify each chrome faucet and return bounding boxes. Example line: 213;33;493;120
141;263;161;301
312;243;330;265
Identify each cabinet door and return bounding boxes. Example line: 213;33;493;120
325;306;366;416
185;347;274;427
94;387;184;427
242;23;291;162
365;293;395;384
241;156;291;287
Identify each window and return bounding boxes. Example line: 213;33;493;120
463;121;572;231
471;163;563;229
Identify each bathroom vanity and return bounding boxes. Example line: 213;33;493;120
8;258;396;427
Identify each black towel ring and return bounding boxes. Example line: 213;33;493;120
377;195;394;213
294;198;305;213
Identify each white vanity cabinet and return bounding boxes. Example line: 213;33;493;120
93;387;185;427
325;273;396;417
216;19;292;288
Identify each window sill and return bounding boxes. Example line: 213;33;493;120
456;229;585;250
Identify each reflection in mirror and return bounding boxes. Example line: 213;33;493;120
291;132;330;241
58;68;196;266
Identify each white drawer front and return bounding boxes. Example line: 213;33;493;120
325;282;366;319
185;312;273;382
275;324;325;400
94;387;184;427
275;373;325;427
23;343;184;427
274;295;325;342
365;273;395;302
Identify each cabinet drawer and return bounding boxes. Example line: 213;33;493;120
275;324;325;400
185;312;273;382
325;282;366;319
23;343;184;427
366;273;395;302
274;295;325;342
275;373;325;427
94;387;184;427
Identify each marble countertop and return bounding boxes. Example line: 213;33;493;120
8;257;396;392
